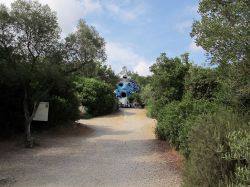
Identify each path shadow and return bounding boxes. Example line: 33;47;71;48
83;124;132;138
0;130;183;187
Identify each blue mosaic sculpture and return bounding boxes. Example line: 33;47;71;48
115;80;140;98
115;67;140;99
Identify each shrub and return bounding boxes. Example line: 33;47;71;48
0;67;81;135
147;53;190;118
183;111;250;187
48;95;80;124
156;98;219;157
185;66;220;101
75;78;118;116
128;93;144;107
145;102;155;118
45;75;80;125
146;99;166;118
0;83;24;136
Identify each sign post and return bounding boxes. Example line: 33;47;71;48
33;102;49;121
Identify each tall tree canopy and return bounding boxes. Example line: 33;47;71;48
65;19;106;74
0;0;60;64
191;0;250;111
0;0;62;146
150;53;189;103
0;0;116;146
147;53;189;117
191;0;250;65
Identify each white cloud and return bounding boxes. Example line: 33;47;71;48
105;1;146;21
39;0;102;36
0;0;12;7
0;0;152;75
82;0;101;13
189;39;203;53
186;4;198;14
0;0;147;35
90;22;111;35
176;21;192;33
106;41;152;76
134;60;152;76
0;0;102;36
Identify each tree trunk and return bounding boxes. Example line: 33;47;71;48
24;117;34;148
22;82;52;148
23;87;39;148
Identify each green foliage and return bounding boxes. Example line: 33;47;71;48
75;78;118;116
0;0;63;141
47;75;80;124
178;1;250;186
65;19;106;74
183;111;250;187
130;72;151;88
215;63;250;113
141;1;250;186
9;0;60;61
150;53;189;102
49;95;79;124
0;0;118;144
128;93;144;107
185;66;220;101
191;0;249;65
85;64;119;87
145;101;156;118
191;0;250;112
156;98;219;158
149;53;189;118
0;64;81;135
0;0;117;138
0;81;24;136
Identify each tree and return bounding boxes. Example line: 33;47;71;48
93;64;119;86
185;66;219;101
74;78;118;116
0;0;115;143
148;53;189;117
191;0;250;111
0;0;61;146
65;19;106;74
130;72;151;88
191;0;249;65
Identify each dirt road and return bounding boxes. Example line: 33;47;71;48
0;109;182;187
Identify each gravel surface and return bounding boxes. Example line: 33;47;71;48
0;109;182;187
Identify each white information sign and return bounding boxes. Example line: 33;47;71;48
33;102;49;121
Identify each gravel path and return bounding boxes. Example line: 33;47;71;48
0;109;182;187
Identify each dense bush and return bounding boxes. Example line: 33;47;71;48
185;66;220;101
0;83;24;136
216;63;250;113
0;62;81;135
148;53;189;118
0;0;117;141
145;102;157;118
142;0;250;186
74;78;118;116
48;77;80;124
183;111;250;187
48;96;79;124
139;84;156;117
156;98;219;158
128;93;144;107
0;61;23;136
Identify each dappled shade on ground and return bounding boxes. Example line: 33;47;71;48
0;109;182;187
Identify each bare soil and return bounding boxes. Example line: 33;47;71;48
0;109;182;187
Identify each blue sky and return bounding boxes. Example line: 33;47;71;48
0;0;206;75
